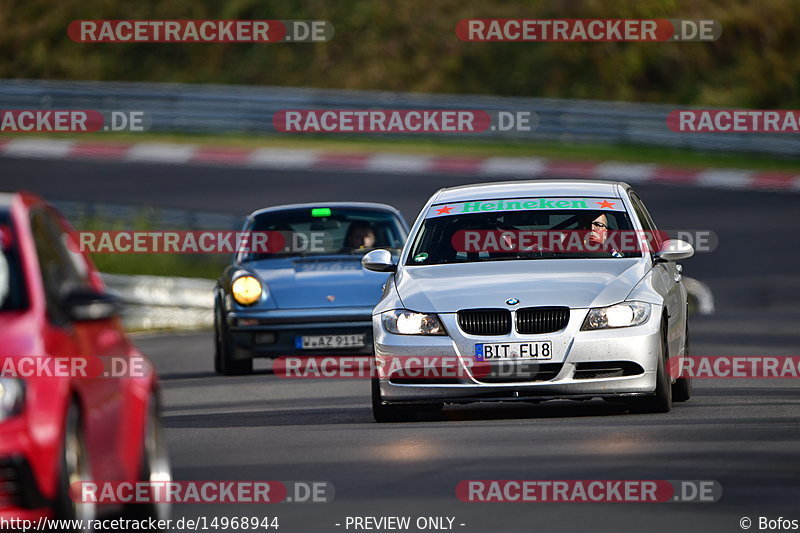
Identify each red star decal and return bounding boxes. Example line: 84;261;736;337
596;200;616;209
435;205;453;215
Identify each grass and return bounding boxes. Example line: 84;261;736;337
76;212;229;280
90;252;227;280
4;131;800;172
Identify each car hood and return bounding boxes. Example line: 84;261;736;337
248;256;389;309
394;259;648;313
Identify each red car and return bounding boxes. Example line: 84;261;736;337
0;192;171;529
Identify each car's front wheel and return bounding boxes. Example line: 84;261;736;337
627;324;672;414
125;395;172;524
55;402;96;532
372;378;416;422
371;378;442;422
672;321;692;402
214;306;252;376
213;307;223;374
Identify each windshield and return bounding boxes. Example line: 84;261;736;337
0;211;29;312
240;207;406;262
406;197;643;266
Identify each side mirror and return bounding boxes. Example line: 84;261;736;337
654;239;694;263
362;249;397;272
61;287;121;322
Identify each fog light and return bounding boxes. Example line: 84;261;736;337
254;332;276;344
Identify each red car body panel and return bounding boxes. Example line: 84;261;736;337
0;192;157;518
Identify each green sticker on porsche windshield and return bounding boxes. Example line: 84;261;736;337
414;252;429;262
311;207;332;217
426;198;625;218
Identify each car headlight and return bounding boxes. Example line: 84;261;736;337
581;302;651;330
0;378;25;421
382;310;447;335
231;275;263;306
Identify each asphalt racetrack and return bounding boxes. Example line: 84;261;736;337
2;155;799;532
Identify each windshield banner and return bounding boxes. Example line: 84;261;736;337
426;198;626;218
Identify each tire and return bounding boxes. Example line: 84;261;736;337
125;396;172;524
213;304;223;374
55;402;96;533
213;346;222;374
215;308;252;376
627;323;672;414
672;321;693;403
371;378;429;423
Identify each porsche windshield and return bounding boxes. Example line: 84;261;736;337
406;201;643;266
240;207;406;261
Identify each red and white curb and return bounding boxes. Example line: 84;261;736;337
2;138;798;192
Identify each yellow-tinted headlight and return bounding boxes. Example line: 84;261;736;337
231;276;262;305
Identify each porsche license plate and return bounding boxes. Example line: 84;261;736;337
475;341;552;361
296;334;366;349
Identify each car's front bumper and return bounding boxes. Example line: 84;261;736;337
227;307;375;358
373;307;663;403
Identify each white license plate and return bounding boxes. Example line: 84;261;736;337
475;341;552;361
297;334;366;349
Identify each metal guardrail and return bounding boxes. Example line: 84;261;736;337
102;273;214;331
53;200;244;231
1;79;798;156
101;272;714;332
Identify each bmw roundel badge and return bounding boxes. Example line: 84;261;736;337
506;298;520;306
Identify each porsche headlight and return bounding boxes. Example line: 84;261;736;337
231;275;263;306
581;302;651;330
0;378;24;421
382;310;447;335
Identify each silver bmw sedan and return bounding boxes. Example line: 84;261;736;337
362;180;694;422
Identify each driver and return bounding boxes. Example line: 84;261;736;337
343;221;376;250
579;212;622;257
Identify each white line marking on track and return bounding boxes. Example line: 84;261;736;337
125;143;197;164
2;138;74;158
